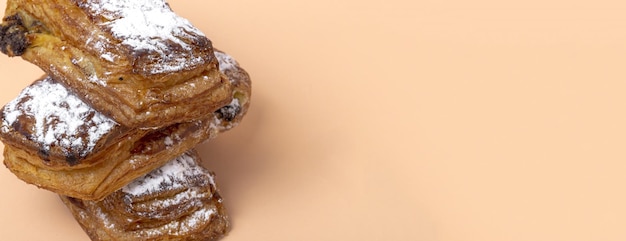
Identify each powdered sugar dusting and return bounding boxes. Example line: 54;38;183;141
1;77;117;158
78;0;208;74
142;188;203;209
64;151;226;239
118;152;220;236
215;51;238;72
139;207;215;236
122;152;215;196
85;30;115;66
213;98;241;132
89;202;217;238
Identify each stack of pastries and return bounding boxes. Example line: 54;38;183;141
0;0;250;240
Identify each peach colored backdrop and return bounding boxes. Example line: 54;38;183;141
1;1;626;240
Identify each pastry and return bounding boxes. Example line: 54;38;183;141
1;51;250;200
213;50;252;132
1;76;219;200
0;0;251;239
61;150;230;241
0;0;232;128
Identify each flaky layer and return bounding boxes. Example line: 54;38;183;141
0;49;251;200
61;150;230;241
0;49;250;165
0;76;129;168
0;0;232;127
213;50;252;132
3;117;219;200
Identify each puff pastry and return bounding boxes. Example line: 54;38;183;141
0;0;251;238
61;150;230;241
1;76;219;200
213;50;252;132
1;50;250;200
0;0;232;128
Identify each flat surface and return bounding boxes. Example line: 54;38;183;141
1;1;626;240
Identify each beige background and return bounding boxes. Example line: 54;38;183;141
1;0;626;240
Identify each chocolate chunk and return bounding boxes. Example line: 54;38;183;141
38;148;50;162
0;14;30;56
215;103;241;122
65;153;79;166
66;197;86;210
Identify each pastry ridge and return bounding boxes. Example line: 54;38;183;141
0;49;251;200
0;1;251;238
0;0;233;128
0;76;122;166
61;150;230;241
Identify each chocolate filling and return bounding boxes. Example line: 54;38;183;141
130;121;202;155
215;102;241;122
0;14;29;56
66;196;86;210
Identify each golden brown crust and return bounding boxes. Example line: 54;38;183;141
3;117;219;200
0;1;248;239
0;0;233;128
0;76;131;168
60;150;230;241
0;50;251;200
213;50;252;132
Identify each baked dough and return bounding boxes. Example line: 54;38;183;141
213;50;252;132
0;0;249;239
1;82;221;200
61;150;230;241
1;52;250;200
0;0;232;128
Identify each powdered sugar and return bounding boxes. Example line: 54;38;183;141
100;52;114;62
1;77;117;159
213;51;243;130
95;207;116;230
64;151;225;238
215;51;238;72
118;152;220;236
164;136;174;146
138;207;215;237
78;0;208;74
122;152;215;196
145;188;204;209
213;98;241;132
85;30;114;65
